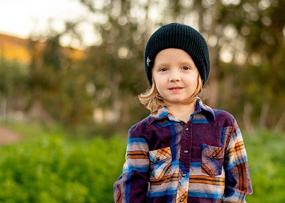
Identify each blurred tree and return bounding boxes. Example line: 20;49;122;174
43;35;62;70
78;0;150;129
214;0;285;130
0;59;28;120
27;34;94;127
2;0;282;132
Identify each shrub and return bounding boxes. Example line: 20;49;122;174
0;134;126;203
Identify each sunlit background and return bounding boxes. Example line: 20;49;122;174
0;0;284;202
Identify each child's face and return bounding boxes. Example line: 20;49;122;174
152;48;200;106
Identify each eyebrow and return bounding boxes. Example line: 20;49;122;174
154;61;195;67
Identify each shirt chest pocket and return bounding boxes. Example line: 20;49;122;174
201;144;224;177
149;147;172;181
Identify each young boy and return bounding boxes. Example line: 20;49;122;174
114;23;252;203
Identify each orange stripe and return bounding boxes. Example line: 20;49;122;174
227;142;244;155
150;174;225;186
127;151;148;155
190;175;225;185
128;154;148;159
190;175;225;182
237;163;247;191
234;141;244;149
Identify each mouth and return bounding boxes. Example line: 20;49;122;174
168;87;184;90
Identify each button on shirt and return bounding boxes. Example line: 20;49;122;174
114;98;253;203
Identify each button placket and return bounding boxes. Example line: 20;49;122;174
180;124;191;171
177;121;193;203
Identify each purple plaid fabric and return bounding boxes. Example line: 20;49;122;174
114;98;252;203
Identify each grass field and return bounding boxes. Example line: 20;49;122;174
0;122;284;202
244;130;285;203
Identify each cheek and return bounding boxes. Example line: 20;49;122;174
153;74;165;87
183;73;199;84
154;81;167;96
154;81;164;92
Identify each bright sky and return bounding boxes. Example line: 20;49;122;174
0;0;96;47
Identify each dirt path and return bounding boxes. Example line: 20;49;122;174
0;127;21;145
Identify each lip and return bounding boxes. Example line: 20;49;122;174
168;87;184;90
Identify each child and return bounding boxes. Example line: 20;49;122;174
114;23;252;203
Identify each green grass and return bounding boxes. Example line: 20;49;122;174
244;130;285;203
0;121;284;202
0;122;126;203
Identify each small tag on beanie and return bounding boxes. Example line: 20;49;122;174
146;56;151;67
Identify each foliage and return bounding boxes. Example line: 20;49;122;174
0;131;126;203
214;0;285;129
0;121;284;202
0;60;28;98
27;38;95;127
244;130;285;203
1;0;284;131
0;59;29;116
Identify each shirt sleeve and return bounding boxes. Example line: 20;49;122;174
113;127;150;203
223;119;253;203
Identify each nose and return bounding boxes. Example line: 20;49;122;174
169;69;181;82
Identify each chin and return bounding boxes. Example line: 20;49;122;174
166;97;195;105
166;98;187;104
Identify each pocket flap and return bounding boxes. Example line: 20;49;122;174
149;147;172;163
201;144;224;159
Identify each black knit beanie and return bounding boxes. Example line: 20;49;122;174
144;23;210;86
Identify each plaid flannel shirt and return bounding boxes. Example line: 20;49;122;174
114;98;252;203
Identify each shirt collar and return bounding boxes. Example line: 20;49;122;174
148;97;215;124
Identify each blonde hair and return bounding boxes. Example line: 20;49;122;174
138;75;203;114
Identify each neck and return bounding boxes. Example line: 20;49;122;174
166;99;197;123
